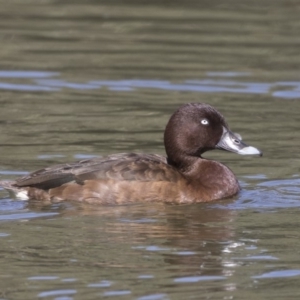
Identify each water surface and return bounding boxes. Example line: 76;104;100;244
0;0;300;299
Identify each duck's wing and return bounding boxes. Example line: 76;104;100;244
14;153;182;190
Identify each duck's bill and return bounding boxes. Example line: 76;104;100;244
216;128;262;156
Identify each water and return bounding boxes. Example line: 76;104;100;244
0;0;300;299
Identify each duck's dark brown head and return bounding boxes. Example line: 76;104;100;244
164;103;261;170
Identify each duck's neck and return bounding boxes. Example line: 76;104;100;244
167;154;198;173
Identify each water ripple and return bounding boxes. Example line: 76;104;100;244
253;269;300;279
137;293;168;300
0;212;58;221
174;275;226;283
214;177;300;210
38;289;77;298
0;70;299;99
102;290;131;296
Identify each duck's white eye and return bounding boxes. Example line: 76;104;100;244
201;119;209;125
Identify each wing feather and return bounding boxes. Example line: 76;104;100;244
15;153;182;190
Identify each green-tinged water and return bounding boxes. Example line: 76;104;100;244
0;0;300;299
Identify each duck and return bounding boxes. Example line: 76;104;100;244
0;103;262;204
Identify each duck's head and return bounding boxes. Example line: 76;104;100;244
164;103;262;168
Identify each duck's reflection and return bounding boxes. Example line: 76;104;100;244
27;198;239;279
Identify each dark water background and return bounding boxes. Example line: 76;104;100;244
1;0;300;299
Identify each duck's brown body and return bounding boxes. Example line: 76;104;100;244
0;103;261;204
1;153;239;204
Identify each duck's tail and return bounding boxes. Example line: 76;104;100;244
0;181;29;200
